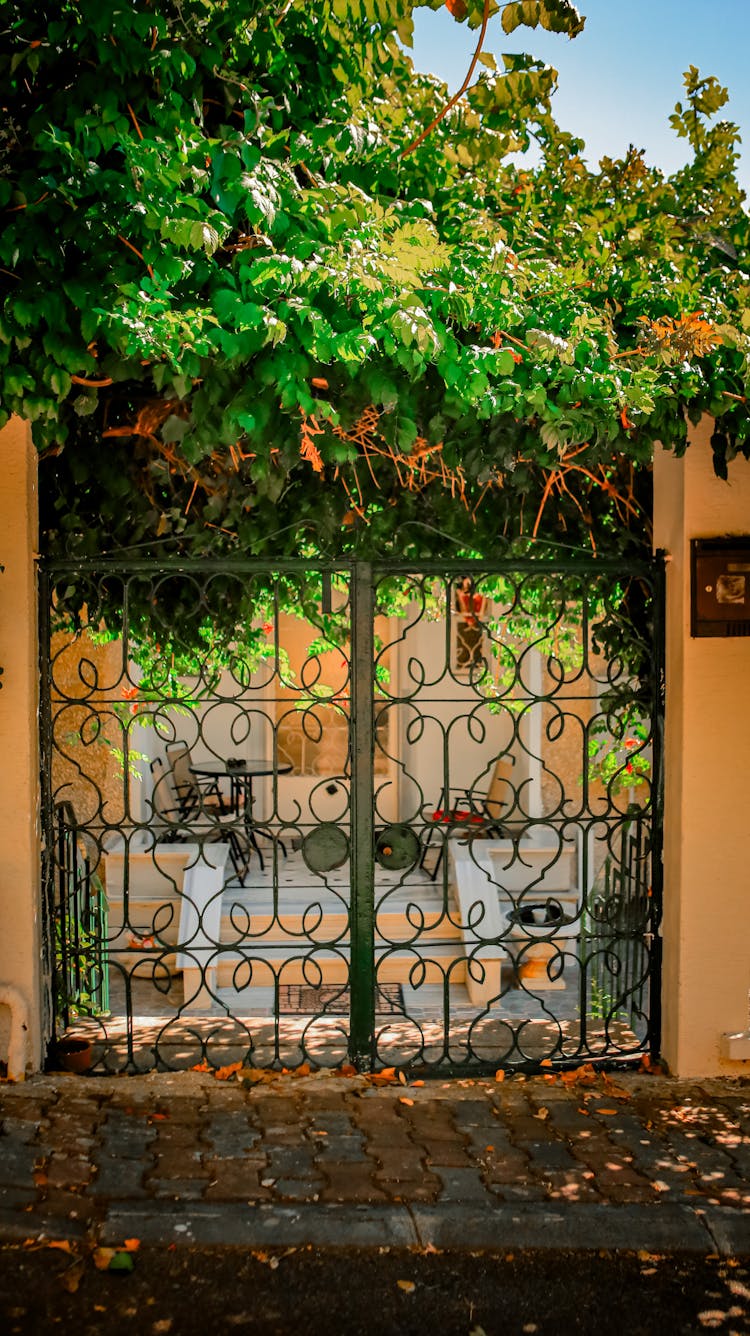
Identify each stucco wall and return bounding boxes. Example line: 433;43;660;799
0;417;41;1074
654;417;750;1075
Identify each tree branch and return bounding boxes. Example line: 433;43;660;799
401;0;492;158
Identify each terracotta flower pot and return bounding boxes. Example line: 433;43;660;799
54;1037;92;1074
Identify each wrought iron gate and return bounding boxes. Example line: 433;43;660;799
40;555;664;1075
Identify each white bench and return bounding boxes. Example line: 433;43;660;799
176;843;231;1009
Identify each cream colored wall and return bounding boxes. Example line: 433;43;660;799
654;416;750;1075
0;417;42;1075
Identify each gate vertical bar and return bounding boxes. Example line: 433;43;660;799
649;552;667;1060
349;562;375;1070
38;564;57;1057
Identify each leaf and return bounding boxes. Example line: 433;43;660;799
397;1280;416;1293
534;1107;550;1120
93;1247;117;1271
398;1096;414;1106
494;1069;506;1082
59;1260;86;1294
213;1061;242;1081
107;1251;136;1273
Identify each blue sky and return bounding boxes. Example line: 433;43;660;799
410;0;750;195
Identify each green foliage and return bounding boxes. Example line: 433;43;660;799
0;0;748;582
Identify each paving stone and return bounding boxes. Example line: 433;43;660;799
203;1112;260;1157
45;1154;94;1189
522;1140;579;1173
311;1134;368;1162
366;1148;426;1179
430;1167;497;1203
151;1179;210;1200
305;1111;357;1134
0;1142;38;1189
149;1149;208;1181
266;1147;318;1178
0;1186;37;1210
204;1160;271;1200
319;1163;385;1203
273;1178;323;1201
423;1143;474;1168
87;1156;149;1197
0;1116;42;1143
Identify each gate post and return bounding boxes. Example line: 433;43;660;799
654;416;750;1075
0;416;42;1076
349;563;375;1070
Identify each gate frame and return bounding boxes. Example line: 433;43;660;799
37;550;666;1073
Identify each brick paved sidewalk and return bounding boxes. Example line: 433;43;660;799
1;1069;748;1255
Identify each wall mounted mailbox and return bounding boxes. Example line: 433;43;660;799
691;538;750;637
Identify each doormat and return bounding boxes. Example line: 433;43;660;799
278;984;404;1015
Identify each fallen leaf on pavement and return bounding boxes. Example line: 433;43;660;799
46;1240;75;1254
397;1280;415;1294
93;1247;135;1273
214;1061;242;1081
123;1238;140;1251
59;1260;86;1294
399;1096;414;1107
596;1108;618;1116
534;1107;550;1121
494;1070;505;1083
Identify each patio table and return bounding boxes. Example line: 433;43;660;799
189;759;292;871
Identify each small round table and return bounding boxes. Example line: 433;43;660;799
189;759;292;871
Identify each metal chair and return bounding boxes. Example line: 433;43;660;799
165;742;229;818
149;756;249;885
420;754;515;881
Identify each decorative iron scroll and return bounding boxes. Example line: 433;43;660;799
39;557;664;1074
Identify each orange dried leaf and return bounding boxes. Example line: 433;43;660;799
397;1279;416;1294
46;1240;75;1253
494;1070;506;1083
59;1260;86;1294
540;1058;553;1068
296;1062;311;1077
93;1247;116;1271
213;1061;242;1082
399;1096;414;1107
123;1238;140;1252
597;1108;618;1116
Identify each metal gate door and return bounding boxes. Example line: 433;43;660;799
40;555;664;1074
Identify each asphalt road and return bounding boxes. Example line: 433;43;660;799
1;1245;749;1335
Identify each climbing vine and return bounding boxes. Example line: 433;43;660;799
0;0;747;583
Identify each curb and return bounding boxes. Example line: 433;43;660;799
84;1201;750;1256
